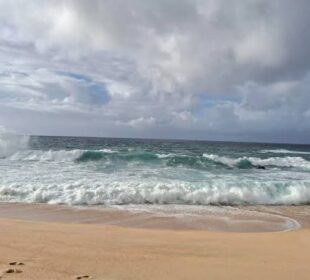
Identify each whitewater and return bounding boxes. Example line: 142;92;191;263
1;133;310;207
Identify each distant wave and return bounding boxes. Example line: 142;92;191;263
203;153;310;170
1;179;310;206
5;149;310;170
8;149;85;162
6;149;176;163
7;149;117;162
260;149;310;155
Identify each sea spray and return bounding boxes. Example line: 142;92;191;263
0;126;29;158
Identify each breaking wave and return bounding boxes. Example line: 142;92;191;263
5;149;310;170
260;149;310;155
7;149;117;162
1;179;310;206
203;153;310;170
8;149;84;162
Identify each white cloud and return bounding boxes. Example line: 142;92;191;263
0;0;310;142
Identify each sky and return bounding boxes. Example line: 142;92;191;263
1;0;310;144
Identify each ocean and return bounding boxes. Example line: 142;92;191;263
1;134;310;208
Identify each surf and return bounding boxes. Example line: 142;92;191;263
5;148;310;171
1;135;310;209
1;178;310;206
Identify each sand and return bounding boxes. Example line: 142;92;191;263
0;204;310;279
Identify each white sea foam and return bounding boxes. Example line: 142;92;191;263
1;179;310;206
99;149;118;153
8;149;84;162
203;153;310;169
7;148;118;162
260;149;310;155
156;153;174;158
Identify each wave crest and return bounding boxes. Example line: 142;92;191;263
5;148;310;170
1;179;310;206
203;153;310;169
260;149;310;155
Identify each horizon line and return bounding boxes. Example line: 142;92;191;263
28;133;310;146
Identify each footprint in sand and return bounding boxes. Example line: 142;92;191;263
0;263;25;279
9;262;24;266
76;275;92;279
2;262;25;276
5;268;22;274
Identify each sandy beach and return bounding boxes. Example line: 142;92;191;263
0;204;310;280
2;0;310;279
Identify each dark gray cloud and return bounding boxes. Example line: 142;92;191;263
0;0;310;143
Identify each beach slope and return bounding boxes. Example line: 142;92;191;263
0;218;309;280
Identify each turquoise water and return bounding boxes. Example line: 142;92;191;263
1;135;310;206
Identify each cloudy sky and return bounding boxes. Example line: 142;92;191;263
1;0;310;143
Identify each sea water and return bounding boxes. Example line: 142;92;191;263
1;133;310;207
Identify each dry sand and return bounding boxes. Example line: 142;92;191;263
0;204;310;279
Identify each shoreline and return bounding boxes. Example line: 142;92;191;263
0;202;307;232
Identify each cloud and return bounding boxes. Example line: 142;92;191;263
0;0;310;143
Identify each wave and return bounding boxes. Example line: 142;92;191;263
100;148;118;154
0;126;29;158
203;153;310;169
78;151;305;171
5;149;239;170
156;153;174;158
5;148;310;170
6;149;174;164
6;148;118;162
260;149;310;155
8;149;84;162
1;179;310;206
75;150;161;163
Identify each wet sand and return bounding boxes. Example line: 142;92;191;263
0;202;304;232
0;203;310;279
